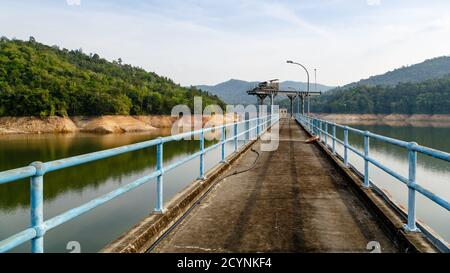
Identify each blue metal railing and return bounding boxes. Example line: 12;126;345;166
0;114;279;253
296;114;450;250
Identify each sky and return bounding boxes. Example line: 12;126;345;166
1;0;450;87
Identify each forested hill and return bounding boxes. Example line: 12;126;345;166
311;76;450;114
343;56;450;88
0;37;224;117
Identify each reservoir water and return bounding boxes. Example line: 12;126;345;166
0;121;449;252
332;122;450;244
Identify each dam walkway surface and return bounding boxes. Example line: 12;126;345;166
151;119;399;253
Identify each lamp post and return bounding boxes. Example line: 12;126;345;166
287;60;310;116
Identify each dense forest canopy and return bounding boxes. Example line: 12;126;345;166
311;76;450;114
0;37;224;117
343;56;450;89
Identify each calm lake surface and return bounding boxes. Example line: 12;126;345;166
0;122;449;252
0;128;244;253
332;123;450;244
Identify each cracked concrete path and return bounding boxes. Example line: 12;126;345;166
152;119;399;253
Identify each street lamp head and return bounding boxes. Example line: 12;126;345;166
286;60;293;64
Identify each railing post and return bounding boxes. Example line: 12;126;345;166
245;116;250;144
30;161;45;253
199;129;205;179
309;116;313;133
263;116;266;132
317;120;321;140
344;126;349;167
312;119;315;135
332;123;336;155
234;120;238;151
257;115;260;137
405;142;420;232
154;138;165;213
312;119;316;135
221;125;226;163
325;122;328;147
363;131;370;188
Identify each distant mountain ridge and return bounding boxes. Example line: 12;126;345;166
197;79;334;105
311;56;450;115
342;56;450;89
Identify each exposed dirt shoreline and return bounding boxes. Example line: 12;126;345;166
2;113;450;134
0;115;236;135
313;113;450;127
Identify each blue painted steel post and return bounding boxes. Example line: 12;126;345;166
257;115;260;137
221;125;226;163
344;126;349;167
332;123;336;155
30;161;45;253
363;131;370;188
319;120;323;141
199;129;205;179
245;116;250;144
312;119;315;135
315;119;318;136
234;120;238;151
155;138;165;213
263;116;266;132
325;122;328;147
405;142;419;232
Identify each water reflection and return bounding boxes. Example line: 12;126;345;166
329;122;450;243
0;129;240;252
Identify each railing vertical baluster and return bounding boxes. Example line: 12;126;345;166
315;119;318;135
245;116;250;144
312;119;315;135
405;142;419;232
30;161;45;253
221;125;226;163
312;118;315;135
261;116;264;133
317;119;320;136
155;138;165;213
325;122;328;147
257;114;260;137
320;120;323;142
263;116;266;132
344;126;349;167
332;123;336;155
199;129;205;179
234;120;238;151
316;120;319;137
364;131;370;188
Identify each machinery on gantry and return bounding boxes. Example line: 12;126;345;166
247;79;321;117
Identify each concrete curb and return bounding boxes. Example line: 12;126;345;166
100;138;258;253
295;120;439;253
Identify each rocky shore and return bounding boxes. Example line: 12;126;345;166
0;114;236;134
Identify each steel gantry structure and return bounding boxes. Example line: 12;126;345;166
246;80;321;118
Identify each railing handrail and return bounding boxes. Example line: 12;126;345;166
0;115;271;185
0;113;280;253
311;116;450;160
296;114;449;252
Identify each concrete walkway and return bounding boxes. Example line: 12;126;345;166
152;119;399;253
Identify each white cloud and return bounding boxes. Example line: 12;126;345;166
66;0;81;6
